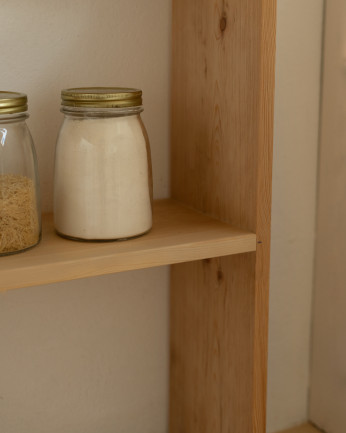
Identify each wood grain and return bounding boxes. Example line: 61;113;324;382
171;254;256;433
0;199;256;292
252;1;276;431
170;0;276;432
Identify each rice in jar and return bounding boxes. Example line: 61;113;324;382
0;91;41;255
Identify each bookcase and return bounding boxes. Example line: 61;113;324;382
0;1;276;432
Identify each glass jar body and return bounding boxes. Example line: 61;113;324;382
54;107;153;241
0;114;41;255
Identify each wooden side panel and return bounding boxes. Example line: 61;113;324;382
170;0;276;432
253;1;276;430
170;255;256;433
171;0;261;230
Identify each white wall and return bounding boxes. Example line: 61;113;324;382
0;1;170;433
0;271;169;433
0;1;325;432
267;1;323;432
309;1;346;431
0;0;170;209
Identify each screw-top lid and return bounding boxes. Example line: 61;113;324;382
0;91;28;114
61;87;142;108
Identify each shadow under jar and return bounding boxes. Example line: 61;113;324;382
54;87;153;241
0;91;41;256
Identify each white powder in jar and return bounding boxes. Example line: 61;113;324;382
54;114;152;240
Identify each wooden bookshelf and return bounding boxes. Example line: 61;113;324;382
1;1;276;432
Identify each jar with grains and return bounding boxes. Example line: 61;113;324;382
0;91;41;255
54;87;153;241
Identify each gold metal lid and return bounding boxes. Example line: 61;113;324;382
61;87;142;108
0;91;28;114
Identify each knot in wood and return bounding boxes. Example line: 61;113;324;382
220;16;227;32
217;269;224;283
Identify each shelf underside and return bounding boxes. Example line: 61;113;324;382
0;199;256;291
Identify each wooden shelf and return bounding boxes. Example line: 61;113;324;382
0;199;256;292
0;1;275;431
276;423;322;433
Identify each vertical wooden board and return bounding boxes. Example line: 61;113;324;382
170;254;256;433
170;0;275;431
171;0;262;230
253;1;276;430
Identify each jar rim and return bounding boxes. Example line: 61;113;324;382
0;91;28;114
0;112;29;122
60;105;143;117
61;87;142;109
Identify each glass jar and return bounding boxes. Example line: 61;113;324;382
54;87;153;241
0;91;41;255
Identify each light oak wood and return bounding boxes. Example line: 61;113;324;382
0;199;255;292
253;1;277;430
170;0;275;432
171;254;257;433
276;423;323;433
